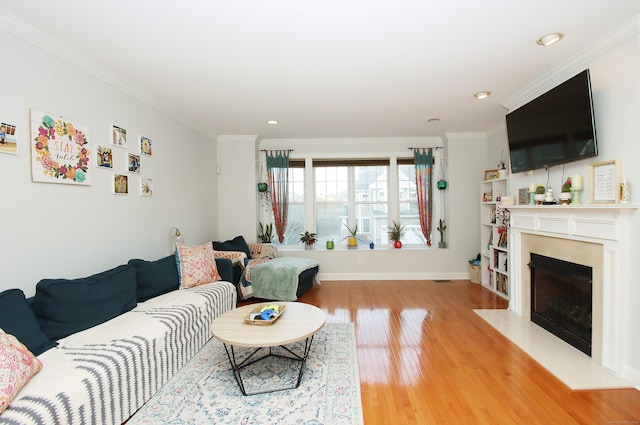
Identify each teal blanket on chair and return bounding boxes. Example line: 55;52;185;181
250;257;318;301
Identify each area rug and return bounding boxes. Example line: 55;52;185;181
128;322;363;425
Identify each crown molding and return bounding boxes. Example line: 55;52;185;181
502;14;640;112
0;9;210;137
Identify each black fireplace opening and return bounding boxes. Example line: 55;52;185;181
529;253;593;356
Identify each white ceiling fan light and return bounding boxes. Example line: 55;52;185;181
536;32;565;47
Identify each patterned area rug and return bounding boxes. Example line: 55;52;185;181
129;322;363;424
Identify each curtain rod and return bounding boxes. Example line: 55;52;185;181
260;149;294;152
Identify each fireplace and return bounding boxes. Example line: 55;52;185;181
529;253;593;356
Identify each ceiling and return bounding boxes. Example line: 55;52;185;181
1;1;639;140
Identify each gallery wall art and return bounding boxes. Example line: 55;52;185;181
140;136;152;156
97;146;113;168
0;122;17;155
30;109;91;185
112;125;127;148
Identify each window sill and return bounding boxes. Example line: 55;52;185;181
277;245;438;252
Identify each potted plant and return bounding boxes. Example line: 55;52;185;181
388;220;406;248
343;224;359;249
559;178;572;205
437;219;447;248
258;222;273;243
299;230;318;250
535;184;546;204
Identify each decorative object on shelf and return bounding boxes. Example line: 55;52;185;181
257;182;268;192
571;173;583;205
544;187;556;204
325;239;334;250
387;220;406;248
497;152;508;178
343;224;359;249
559;177;572;205
369;241;375;250
437;219;447;249
258;222;274;243
589;160;620;204
299;230;318;249
534;184;546;204
620;177;630;203
484;169;498;181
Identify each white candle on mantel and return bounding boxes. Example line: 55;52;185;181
572;174;583;190
529;182;536;192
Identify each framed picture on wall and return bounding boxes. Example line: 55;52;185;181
128;153;140;173
140;136;152;156
140;177;153;196
589;159;621;203
0;122;17;155
96;146;113;168
112;125;127;148
483;169;498;181
113;173;128;194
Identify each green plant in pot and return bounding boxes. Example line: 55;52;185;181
299;230;318;250
437;219;447;248
559;177;572;204
258;222;273;243
388;220;406;248
343;224;359;249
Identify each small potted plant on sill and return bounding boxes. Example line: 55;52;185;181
300;230;318;250
437;219;447;248
388;220;406;248
342;224;359;249
258;222;274;243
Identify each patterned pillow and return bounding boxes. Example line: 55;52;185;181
175;242;221;289
0;328;43;414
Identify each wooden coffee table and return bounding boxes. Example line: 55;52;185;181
210;302;325;395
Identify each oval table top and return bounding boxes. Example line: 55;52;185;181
211;302;326;348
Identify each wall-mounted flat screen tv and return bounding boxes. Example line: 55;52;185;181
506;69;598;173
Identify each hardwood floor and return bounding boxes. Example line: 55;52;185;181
285;280;640;424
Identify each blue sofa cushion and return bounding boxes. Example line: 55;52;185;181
33;264;137;341
212;236;251;259
128;255;180;302
0;289;57;355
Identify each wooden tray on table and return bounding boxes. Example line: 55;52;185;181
243;304;286;326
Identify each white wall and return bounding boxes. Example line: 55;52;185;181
0;27;218;297
216;135;259;242
496;24;640;387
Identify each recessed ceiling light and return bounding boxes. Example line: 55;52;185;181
474;91;491;100
536;32;564;47
427;118;441;123
266;120;279;125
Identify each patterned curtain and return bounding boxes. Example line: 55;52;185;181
414;148;434;246
266;150;290;243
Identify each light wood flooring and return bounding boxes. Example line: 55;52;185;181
247;279;640;425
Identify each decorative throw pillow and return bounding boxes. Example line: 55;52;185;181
0;289;57;356
128;255;180;302
175;242;221;289
0;329;43;414
212;236;252;259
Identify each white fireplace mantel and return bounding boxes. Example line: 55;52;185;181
506;204;637;377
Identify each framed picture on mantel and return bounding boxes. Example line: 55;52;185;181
589;159;620;204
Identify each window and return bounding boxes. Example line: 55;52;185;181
315;161;389;246
265;152;440;247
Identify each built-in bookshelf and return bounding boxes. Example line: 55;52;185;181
480;176;510;299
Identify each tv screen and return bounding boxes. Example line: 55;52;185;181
506;69;597;173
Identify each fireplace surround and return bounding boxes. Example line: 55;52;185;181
507;205;636;378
